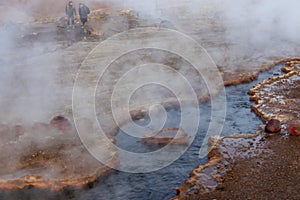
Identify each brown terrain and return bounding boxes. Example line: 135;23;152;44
174;62;300;199
0;0;300;199
0;117;118;191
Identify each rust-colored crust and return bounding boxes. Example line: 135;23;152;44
0;152;118;192
223;57;300;86
0;123;119;192
141;128;189;145
173;130;264;200
0;162;114;191
249;58;300;122
173;57;300;199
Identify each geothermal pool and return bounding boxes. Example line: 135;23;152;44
0;65;284;200
76;65;284;200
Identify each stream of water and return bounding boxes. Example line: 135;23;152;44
0;65;284;200
76;65;284;200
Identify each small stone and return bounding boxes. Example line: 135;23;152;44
130;110;146;121
265;119;281;133
216;185;225;190
50;115;72;132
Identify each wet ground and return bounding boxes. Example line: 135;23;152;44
0;51;285;200
175;63;300;200
74;62;286;200
194;134;300;200
0;1;300;200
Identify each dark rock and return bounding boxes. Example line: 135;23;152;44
216;185;225;190
265;119;281;133
130;110;146;121
50;115;72;132
57;16;68;28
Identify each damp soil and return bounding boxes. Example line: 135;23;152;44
1;4;299;200
0;63;286;200
72;66;286;200
175;63;300;200
192;134;300;200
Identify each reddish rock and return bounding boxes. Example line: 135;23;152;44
50;115;72;132
141;128;189;145
287;120;300;136
130;110;146;121
265;119;281;133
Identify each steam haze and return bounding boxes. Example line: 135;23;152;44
218;0;300;46
0;1;63;124
0;1;299;199
0;0;299;123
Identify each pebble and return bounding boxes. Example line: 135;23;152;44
265;119;281;133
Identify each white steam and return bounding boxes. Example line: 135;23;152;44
219;0;300;46
0;0;298;133
0;1;66;124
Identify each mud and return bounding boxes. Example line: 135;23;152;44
1;1;300;199
175;129;300;200
173;129;266;199
174;61;300;199
0;120;118;191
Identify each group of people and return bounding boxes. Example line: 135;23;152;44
65;1;90;29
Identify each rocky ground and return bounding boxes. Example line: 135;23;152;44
0;0;300;198
249;60;300;122
174;63;300;199
175;130;300;200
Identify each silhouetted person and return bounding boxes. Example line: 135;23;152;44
79;3;90;27
65;1;76;29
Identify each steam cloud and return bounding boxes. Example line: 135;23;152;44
0;0;299;188
0;0;298;157
0;1;298;138
219;0;300;46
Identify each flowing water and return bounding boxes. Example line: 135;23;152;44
0;65;284;200
77;65;284;200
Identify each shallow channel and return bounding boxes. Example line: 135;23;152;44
77;65;284;200
0;65;284;200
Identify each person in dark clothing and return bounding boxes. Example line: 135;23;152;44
65;1;76;28
78;3;90;27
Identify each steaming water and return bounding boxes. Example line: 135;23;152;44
75;65;284;200
0;65;284;200
0;0;298;199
